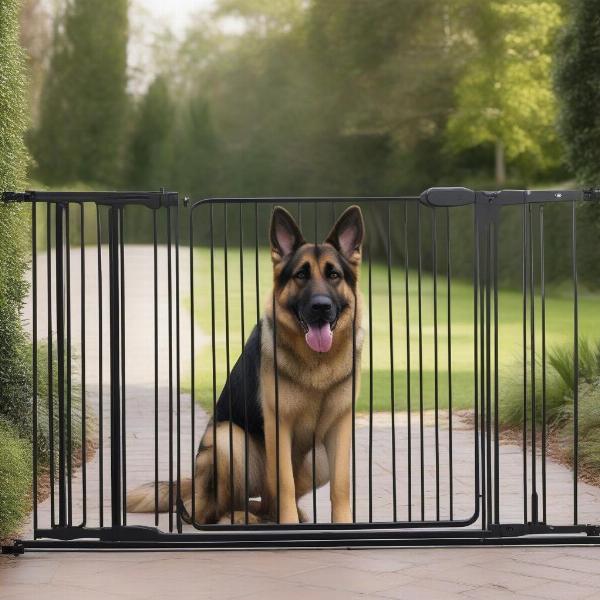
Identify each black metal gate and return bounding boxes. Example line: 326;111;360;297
2;187;600;553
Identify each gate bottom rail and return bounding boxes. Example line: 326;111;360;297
3;524;600;554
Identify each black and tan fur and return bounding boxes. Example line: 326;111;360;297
127;205;364;524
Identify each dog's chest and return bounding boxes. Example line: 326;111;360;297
273;375;351;442
259;319;363;440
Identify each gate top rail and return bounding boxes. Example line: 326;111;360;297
421;187;600;207
188;195;419;210
3;187;600;210
1;190;179;209
186;187;600;210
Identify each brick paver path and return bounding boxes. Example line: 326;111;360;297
2;245;599;600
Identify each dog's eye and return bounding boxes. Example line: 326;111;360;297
295;270;308;280
328;271;340;280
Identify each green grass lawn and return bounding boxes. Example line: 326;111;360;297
186;247;598;414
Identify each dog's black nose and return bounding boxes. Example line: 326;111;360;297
310;295;333;318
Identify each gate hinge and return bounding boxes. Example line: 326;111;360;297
1;541;25;556
489;523;561;537
489;523;600;538
583;189;600;201
584;525;600;536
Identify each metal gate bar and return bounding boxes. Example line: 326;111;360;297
1;187;600;553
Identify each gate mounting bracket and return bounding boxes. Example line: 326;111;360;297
1;541;25;556
1;191;31;203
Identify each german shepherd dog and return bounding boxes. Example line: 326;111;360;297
127;205;364;524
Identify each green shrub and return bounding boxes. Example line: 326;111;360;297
500;361;569;429
0;421;31;540
0;338;83;539
548;339;600;392
500;339;600;430
34;340;83;464
0;0;27;190
558;379;600;474
0;0;33;440
0;0;36;541
1;337;84;465
500;338;600;479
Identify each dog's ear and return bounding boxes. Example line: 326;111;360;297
325;205;364;263
270;206;305;259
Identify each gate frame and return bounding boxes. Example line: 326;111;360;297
2;186;600;553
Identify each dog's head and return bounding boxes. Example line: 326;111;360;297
269;205;364;353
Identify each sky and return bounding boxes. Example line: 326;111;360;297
135;0;214;36
129;0;247;91
38;0;235;93
128;0;219;92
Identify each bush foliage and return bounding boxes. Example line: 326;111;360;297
0;421;31;540
500;338;600;478
35;340;83;464
0;0;34;540
0;0;33;437
500;339;600;428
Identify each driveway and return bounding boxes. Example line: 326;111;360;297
1;245;599;599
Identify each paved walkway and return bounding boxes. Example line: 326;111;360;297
1;245;600;599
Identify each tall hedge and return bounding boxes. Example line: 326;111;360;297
0;421;31;539
33;0;129;185
0;0;33;437
555;0;600;186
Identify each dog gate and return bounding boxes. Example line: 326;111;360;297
2;187;600;552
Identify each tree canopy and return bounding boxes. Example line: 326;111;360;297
32;0;128;185
447;1;563;185
25;0;581;195
555;0;600;187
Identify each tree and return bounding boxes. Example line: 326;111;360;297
124;75;175;189
175;0;470;197
19;0;52;126
304;0;473;193
0;0;34;434
32;0;128;185
446;1;563;185
555;0;600;186
171;89;220;196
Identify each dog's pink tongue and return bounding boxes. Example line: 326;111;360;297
305;323;333;353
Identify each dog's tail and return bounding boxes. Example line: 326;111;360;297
126;479;192;513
